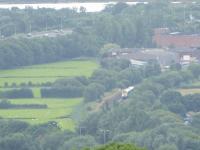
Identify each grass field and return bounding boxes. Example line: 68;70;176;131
0;59;98;87
0;98;83;131
178;88;200;95
0;59;98;130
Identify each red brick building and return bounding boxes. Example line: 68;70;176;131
153;28;200;48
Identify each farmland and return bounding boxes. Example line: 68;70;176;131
0;59;98;87
0;59;98;131
0;98;83;131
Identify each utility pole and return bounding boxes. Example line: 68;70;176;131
79;127;86;136
14;25;16;35
29;23;32;33
183;4;186;32
60;17;63;31
45;21;48;32
45;16;48;32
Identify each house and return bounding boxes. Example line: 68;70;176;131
169;48;200;66
115;48;179;67
153;28;200;48
103;48;139;57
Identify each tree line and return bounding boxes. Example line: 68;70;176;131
0;119;146;150
1;2;200;69
0;99;47;109
0;88;33;99
0;32;101;69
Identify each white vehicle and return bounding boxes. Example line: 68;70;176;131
27;33;32;37
122;86;134;99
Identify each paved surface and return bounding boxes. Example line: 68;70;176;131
0;28;73;40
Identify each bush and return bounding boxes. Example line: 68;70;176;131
85;143;146;150
0;100;12;109
4;82;8;88
0;99;47;109
41;87;83;98
183;94;200;112
1;88;34;99
84;83;105;102
100;58;130;70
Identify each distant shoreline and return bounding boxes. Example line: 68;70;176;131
0;0;136;4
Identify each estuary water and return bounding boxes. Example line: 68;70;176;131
0;2;148;12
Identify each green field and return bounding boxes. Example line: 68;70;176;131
0;98;82;131
0;59;98;87
0;59;98;130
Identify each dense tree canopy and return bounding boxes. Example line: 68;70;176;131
85;143;146;150
0;2;200;150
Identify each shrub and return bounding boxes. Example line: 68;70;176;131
1;88;34;99
41;87;83;98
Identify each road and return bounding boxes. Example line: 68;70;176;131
0;28;73;40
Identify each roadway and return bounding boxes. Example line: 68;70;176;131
0;28;73;40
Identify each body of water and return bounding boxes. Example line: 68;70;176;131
0;2;148;12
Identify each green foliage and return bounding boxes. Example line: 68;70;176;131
182;94;200;112
0;34;101;69
154;71;185;88
40;132;74;150
54;78;85;88
144;60;161;77
188;64;200;78
41;77;85;98
84;83;105;102
0;120;29;137
160;90;182;105
85;143;146;150
160;90;186;115
0;99;11;109
170;62;182;71
191;114;200;129
0;133;39;150
80;65;200;150
100;58;130;71
118;68;143;86
137;81;164;97
61;136;97;150
100;43;120;56
41;87;83;98
91;69;117;91
1;88;33;99
0;99;47;109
